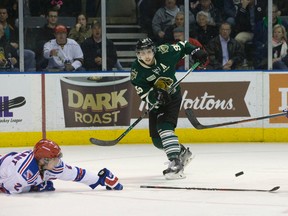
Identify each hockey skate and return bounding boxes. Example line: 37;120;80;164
179;144;194;168
163;158;186;180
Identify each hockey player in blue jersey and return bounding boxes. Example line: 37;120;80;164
0;139;123;194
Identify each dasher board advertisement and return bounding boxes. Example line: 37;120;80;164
44;72;265;130
0;74;41;132
269;73;288;124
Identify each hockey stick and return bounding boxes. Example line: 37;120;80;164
140;185;280;192
185;108;288;130
90;62;201;146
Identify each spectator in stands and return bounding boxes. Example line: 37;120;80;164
6;0;18;28
29;0;81;17
37;9;59;47
152;0;195;45
224;0;266;28
29;0;50;17
223;0;239;26
234;0;255;47
172;26;207;70
136;0;163;38
253;3;286;69
254;0;267;23
81;21;118;71
164;11;186;44
0;6;35;71
0;22;19;71
190;0;222;27
272;24;288;70
206;22;244;70
189;0;199;10
43;25;84;71
274;0;288;16
50;0;82;17
191;11;218;48
35;9;59;70
68;14;91;45
50;0;63;11
187;0;224;11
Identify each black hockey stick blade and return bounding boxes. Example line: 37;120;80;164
89;137;118;147
90;109;149;146
185;108;288;129
140;185;280;192
90;62;201;146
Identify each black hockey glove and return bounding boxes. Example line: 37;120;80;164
191;48;208;66
154;88;171;106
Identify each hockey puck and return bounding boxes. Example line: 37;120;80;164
235;171;244;177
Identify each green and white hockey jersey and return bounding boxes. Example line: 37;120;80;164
130;41;198;102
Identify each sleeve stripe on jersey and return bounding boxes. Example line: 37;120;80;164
18;152;34;175
50;163;64;174
74;167;86;182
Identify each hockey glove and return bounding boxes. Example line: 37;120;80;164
90;168;123;190
30;181;55;192
154;88;171;106
191;48;208;66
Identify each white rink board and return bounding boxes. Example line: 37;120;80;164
1;72;287;133
0;75;41;132
44;72;263;130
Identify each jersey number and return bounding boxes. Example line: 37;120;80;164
172;44;181;51
14;183;22;191
135;86;143;95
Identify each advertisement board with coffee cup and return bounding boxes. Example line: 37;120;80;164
60;76;132;127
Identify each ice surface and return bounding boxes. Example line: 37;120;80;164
1;143;288;216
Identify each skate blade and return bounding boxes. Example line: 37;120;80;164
164;170;186;180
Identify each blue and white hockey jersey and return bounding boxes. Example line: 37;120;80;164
0;150;99;194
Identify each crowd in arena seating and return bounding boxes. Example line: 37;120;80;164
0;0;113;72
0;0;288;71
138;0;288;70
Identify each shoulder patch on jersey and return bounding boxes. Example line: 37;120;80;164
23;169;33;180
158;45;169;54
147;74;156;82
14;151;40;184
131;69;138;80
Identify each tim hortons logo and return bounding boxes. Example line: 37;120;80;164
132;81;250;118
181;90;234;110
269;74;288;123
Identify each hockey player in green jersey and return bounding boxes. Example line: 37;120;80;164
130;38;208;179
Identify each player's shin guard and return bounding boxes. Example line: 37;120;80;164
158;129;180;159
